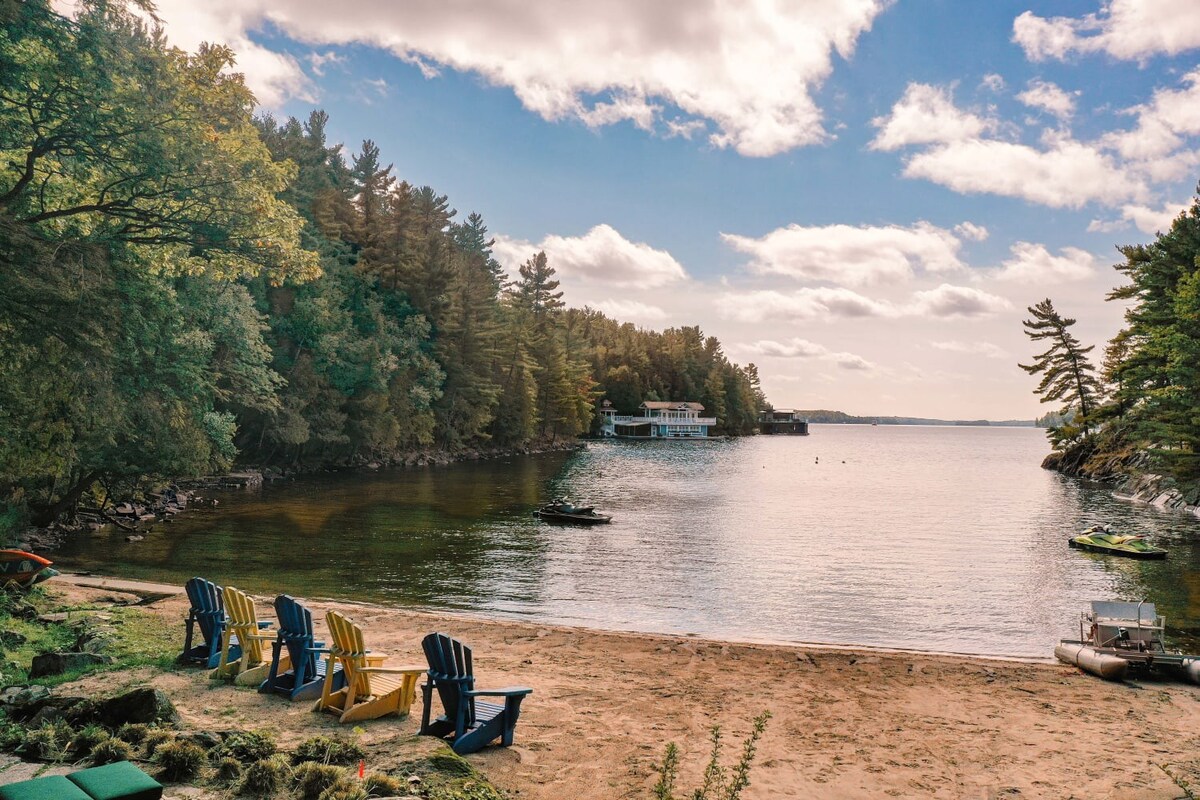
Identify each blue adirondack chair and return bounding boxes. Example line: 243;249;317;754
178;577;229;668
259;594;345;701
420;632;533;754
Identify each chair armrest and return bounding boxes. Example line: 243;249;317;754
465;686;533;698
256;621;273;629
359;665;427;676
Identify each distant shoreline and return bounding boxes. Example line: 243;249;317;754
804;417;1037;427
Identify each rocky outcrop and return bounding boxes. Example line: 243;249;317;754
1113;473;1200;519
1043;440;1200;519
1040;439;1146;482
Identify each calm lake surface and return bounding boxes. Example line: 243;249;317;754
55;425;1200;658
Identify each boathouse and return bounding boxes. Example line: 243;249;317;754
598;400;716;438
759;409;810;435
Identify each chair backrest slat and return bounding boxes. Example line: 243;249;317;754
422;632;475;727
223;587;263;662
326;610;372;697
185;577;224;643
275;595;318;675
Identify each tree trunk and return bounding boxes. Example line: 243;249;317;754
29;470;102;527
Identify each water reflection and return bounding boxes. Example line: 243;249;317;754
55;427;1200;657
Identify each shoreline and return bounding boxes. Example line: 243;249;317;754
11;440;585;555
61;572;1057;666
47;573;1200;799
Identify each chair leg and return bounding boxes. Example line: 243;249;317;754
211;630;235;680
313;654;337;713
420;682;433;734
260;639;284;693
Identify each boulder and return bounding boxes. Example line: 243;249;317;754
0;685;51;710
94;687;179;727
30;651;111;678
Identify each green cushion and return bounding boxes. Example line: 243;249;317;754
0;775;93;800
66;762;163;800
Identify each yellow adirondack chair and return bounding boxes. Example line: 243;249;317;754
314;610;426;723
211;587;287;686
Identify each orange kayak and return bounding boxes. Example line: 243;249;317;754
0;550;58;587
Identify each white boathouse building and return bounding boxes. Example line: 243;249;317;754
598;400;716;439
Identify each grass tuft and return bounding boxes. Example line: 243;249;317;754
89;737;133;765
214;756;244;786
156;739;207;782
219;729;277;763
294;761;346;800
237;755;291;798
293;734;366;766
362;773;405;797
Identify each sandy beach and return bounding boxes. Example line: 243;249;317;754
43;575;1200;800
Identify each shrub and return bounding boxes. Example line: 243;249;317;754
293;735;365;766
115;723;150;745
220;730;277;763
238;755;291;798
142;729;175;758
294;761;345;800
215;757;243;786
156;740;207;782
90;738;133;765
363;773;405;797
652;712;770;800
68;724;110;759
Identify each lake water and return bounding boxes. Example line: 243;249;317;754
54;425;1200;658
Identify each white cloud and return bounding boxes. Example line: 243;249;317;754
1016;79;1077;119
721;221;965;286
1103;68;1200;163
144;0;890;156
307;50;345;76
1089;199;1193;235
120;1;317;106
992;242;1095;283
1120;200;1191;234
931;341;1009;359
869;74;1200;210
588;299;668;322
903;137;1144;209
954;221;989;242
909;284;1011;318
718;283;1009;322
870;84;992;151
1013;2;1200;62
743;338;874;370
493;224;687;289
717;288;899;323
980;74;1006;93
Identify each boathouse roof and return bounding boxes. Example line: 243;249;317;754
640;401;705;411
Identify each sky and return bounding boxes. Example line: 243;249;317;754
130;0;1200;419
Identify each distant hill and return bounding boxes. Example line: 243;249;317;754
791;410;1036;427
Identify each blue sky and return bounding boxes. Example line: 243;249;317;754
144;0;1200;418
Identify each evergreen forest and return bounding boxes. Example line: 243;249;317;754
1022;186;1200;483
0;1;767;532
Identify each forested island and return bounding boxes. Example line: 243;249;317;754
0;1;767;536
1021;186;1200;505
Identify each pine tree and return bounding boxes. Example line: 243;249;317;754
1019;299;1102;444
